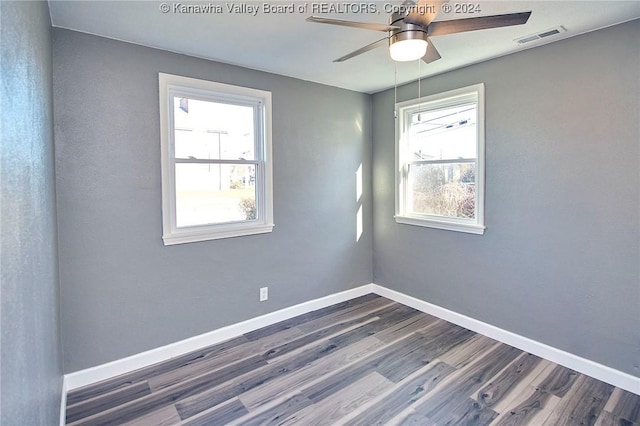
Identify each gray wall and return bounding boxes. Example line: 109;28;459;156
53;29;372;372
373;20;640;377
0;1;63;424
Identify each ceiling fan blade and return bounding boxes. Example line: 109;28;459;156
422;38;441;63
405;0;447;27
428;11;531;36
306;16;400;32
334;37;389;62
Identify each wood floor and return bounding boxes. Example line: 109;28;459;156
65;294;640;425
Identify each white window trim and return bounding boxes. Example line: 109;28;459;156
159;73;274;245
395;83;486;235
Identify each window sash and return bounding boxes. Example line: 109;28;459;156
172;160;265;225
403;161;478;220
167;91;264;162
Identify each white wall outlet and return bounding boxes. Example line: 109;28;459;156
259;287;268;302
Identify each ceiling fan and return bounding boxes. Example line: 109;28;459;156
307;1;531;63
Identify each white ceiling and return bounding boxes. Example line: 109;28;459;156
48;1;640;93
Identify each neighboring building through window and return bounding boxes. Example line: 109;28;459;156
395;83;485;234
159;73;273;245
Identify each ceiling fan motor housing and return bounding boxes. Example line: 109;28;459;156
389;13;429;47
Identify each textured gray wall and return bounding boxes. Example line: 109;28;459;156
53;29;372;372
373;20;640;377
0;1;63;424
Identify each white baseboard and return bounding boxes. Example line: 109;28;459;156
370;284;640;396
62;282;639;404
63;284;375;391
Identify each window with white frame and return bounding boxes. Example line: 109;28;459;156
395;83;485;234
159;73;273;245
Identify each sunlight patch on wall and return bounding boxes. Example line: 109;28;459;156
356;163;363;242
355;117;362;133
356;205;363;242
356;163;363;202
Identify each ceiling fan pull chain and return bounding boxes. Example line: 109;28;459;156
418;59;422;122
394;61;398;119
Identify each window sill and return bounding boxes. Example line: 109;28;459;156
394;215;485;235
163;223;274;245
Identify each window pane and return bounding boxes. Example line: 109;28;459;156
173;97;254;160
407;103;476;161
408;162;476;219
175;163;256;227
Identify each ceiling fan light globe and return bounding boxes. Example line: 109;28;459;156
389;39;428;62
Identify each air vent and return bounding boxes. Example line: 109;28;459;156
515;26;566;45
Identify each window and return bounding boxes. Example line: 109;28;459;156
159;73;273;245
395;83;485;234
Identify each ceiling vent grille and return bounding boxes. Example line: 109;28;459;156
515;26;566;44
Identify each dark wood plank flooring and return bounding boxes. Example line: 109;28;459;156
65;294;640;425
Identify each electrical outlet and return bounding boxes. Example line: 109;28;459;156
259;287;268;302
